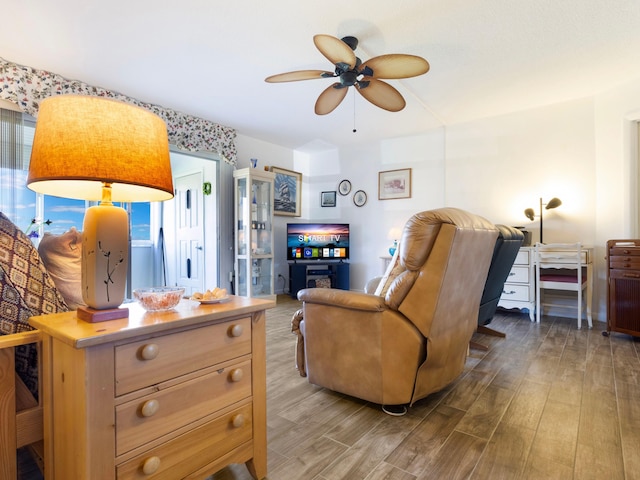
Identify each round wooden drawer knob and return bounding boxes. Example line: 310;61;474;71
231;414;245;428
229;324;243;337
142;456;161;475
139;343;159;360
229;368;244;382
140;399;160;418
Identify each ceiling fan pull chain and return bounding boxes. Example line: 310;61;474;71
353;89;357;133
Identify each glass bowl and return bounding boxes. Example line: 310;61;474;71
133;287;185;312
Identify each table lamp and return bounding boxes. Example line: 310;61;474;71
27;95;174;322
524;197;561;244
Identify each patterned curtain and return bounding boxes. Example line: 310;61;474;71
0;57;237;164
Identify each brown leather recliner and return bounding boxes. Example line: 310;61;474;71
296;208;498;411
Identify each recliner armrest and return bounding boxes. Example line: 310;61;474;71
298;288;387;312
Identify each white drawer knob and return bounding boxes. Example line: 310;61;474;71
139;343;159;360
140;399;160;418
229;368;244;382
142;456;161;475
229;324;243;337
231;414;245;428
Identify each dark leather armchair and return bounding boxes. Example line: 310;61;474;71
471;225;524;349
294;208;498;413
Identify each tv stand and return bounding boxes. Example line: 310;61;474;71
289;262;350;299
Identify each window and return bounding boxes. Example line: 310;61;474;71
130;202;152;242
1;109;153;242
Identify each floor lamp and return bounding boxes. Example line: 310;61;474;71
27;95;174;322
524;197;562;244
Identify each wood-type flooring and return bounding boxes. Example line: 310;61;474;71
20;294;640;480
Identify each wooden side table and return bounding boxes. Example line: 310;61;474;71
30;295;274;480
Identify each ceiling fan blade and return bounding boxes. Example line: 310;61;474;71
361;54;430;79
265;70;334;83
356;78;406;112
315;83;349;115
313;34;357;69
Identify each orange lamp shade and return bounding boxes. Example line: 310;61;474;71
27;95;174;202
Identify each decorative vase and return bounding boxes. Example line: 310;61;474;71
388;240;398;256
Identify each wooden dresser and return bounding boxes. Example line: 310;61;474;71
606;239;640;337
29;295;275;480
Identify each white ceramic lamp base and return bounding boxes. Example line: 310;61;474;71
79;203;129;321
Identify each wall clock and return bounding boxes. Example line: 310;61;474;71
353;190;367;207
338;179;351;196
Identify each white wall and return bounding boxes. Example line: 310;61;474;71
295;79;640;322
230;79;640;321
445;97;596;245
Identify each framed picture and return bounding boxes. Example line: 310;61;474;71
270;166;302;216
378;168;412;200
353;190;367;207
338;179;351;196
321;191;336;207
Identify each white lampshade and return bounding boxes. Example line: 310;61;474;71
27;95;174;320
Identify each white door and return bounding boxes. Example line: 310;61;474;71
175;172;205;296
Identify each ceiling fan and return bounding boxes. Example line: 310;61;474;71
265;34;430;115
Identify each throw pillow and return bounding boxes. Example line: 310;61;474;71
0;211;69;398
38;228;84;309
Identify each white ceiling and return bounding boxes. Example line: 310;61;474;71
3;0;640;152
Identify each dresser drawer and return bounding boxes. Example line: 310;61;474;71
500;283;530;302
609;246;640;257
610;258;640;270
116;358;252;456
513;249;530;266
116;402;253;480
505;266;529;283
610;269;640;280
538;250;590;264
115;317;252;396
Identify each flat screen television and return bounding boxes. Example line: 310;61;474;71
287;223;349;261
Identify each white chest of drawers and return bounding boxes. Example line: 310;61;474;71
30;296;274;480
497;246;535;320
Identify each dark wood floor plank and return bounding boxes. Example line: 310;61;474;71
527;399;580;469
469;422;536;479
360;461;417;480
501;379;550;430
615;380;640;477
455;384;515;439
267;436;350;480
385;404;465;475
419;431;487;480
442;369;495;411
319;413;421;480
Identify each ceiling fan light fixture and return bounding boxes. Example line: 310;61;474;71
545;197;562;210
266;34;429;115
341;36;359;51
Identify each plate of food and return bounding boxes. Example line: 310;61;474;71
190;287;230;304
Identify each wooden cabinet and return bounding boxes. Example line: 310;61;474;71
29;296;274;480
606;239;640;337
497;247;535;320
